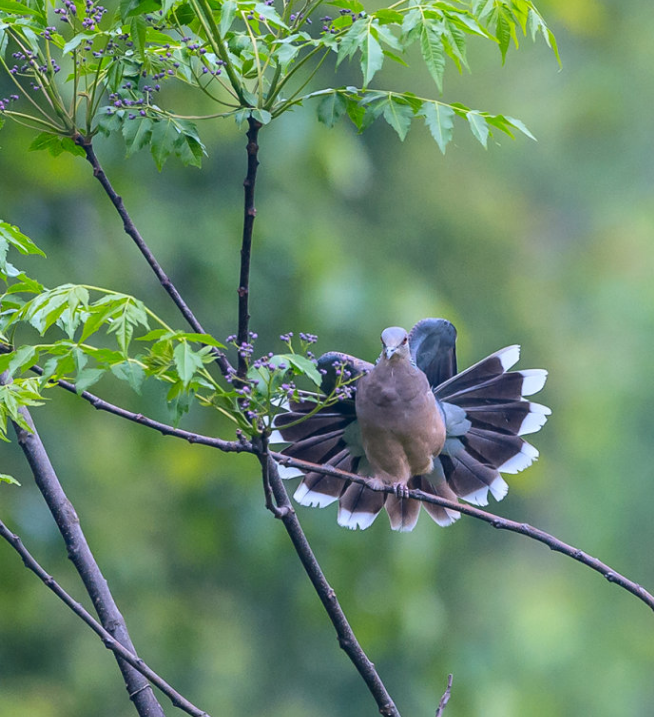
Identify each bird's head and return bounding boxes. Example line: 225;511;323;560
380;326;410;362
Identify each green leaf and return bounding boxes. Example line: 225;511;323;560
317;93;347;128
382;49;409;67
361;26;383;85
5;276;44;294
0;0;38;14
251;109;272;125
174;133;204;168
420;26;445;91
130;15;147;59
337;18;367;66
382;95;413;140
173;341;203;387
273;40;300;70
528;8;561;65
327;0;363;12
74;367;105;393
505;115;536;141
62;33;94;55
419;102;454;153
136;328;171;342
119;0;159;20
346;98;366;129
7;345;38;375
254;3;288;29
166;379;194;424
123;117;153;156
111;360;145;393
495;8;511;64
174;332;225;348
0;473;20;486
219;0;236;35
150;118;178;170
28;133;85;158
283;354;322;386
356;94;385;132
0;221;45;258
104;296;149;353
467;110;489;147
374;8;403;24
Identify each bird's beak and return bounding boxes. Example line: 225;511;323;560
384;346;396;360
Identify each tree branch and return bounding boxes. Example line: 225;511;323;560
2;383;166;717
52;371;245;453
236;118;262;379
74;134;233;378
270;452;654;613
30;363;654;617
0;519;211;717
254;442;401;717
29;363;654;619
435;674;453;717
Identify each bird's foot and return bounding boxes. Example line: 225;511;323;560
392;482;410;500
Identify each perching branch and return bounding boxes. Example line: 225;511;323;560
254;441;401;717
0;518;211;717
236;118;262;379
271;452;654;613
25;355;654;618
2;385;166;717
74;134;233;378
26;355;654;618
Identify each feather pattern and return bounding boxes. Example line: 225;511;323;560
272;319;550;531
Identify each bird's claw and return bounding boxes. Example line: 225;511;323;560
393;483;410;500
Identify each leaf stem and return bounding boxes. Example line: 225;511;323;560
190;0;249;106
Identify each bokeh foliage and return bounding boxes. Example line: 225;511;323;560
2;0;654;716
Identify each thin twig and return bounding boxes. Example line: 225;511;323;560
0;349;245;453
236;118;262;379
74;135;233;378
0;519;211;717
255;446;401;717
435;674;453;717
0;380;166;717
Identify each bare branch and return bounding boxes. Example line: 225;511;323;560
0;519;211;717
74;134;233;378
271;452;654;614
236;118;261;379
1;375;166;717
254;440;401;717
435;674;453;717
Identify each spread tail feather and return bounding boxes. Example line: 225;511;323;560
385;491;421;532
414;472;461;526
337;483;386;530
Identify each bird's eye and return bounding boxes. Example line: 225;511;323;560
402;337;408;344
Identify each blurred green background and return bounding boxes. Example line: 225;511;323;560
2;0;654;715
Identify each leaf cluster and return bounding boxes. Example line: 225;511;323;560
0;0;558;165
0;222;354;438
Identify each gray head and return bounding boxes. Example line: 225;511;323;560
380;326;410;361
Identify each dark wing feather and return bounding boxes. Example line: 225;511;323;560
273;352;372;510
409;318;458;388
